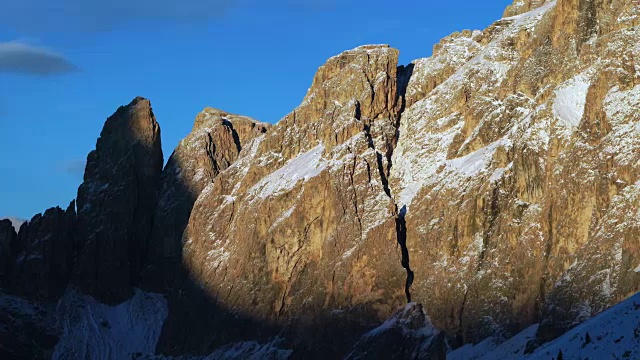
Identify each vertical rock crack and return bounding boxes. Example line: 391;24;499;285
396;206;414;303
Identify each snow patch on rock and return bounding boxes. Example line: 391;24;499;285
552;72;590;131
269;205;296;232
445;139;508;178
250;144;327;200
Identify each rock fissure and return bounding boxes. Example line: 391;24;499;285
395;207;414;303
386;63;416;304
348;152;365;238
206;133;220;173
360;60;417;305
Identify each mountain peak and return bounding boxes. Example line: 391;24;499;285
503;0;552;17
1;217;25;231
75;96;164;304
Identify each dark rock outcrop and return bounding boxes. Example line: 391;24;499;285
346;303;446;360
74;96;163;304
0;219;17;283
9;202;76;300
0;294;58;360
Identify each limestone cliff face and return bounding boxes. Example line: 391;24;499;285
165;0;639;352
390;0;640;344
75;97;163;304
150;108;269;262
145;109;272;354
175;45;407;354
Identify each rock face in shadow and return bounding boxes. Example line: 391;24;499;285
0;219;17;283
74;96;163;304
9;202;76;300
0;294;59;360
345;303;447;360
1;97;163;305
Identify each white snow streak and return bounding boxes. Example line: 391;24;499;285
249;144;327;200
269;205;296;232
445;140;505;177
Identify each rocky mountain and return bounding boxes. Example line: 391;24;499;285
0;220;17;282
0;0;638;359
10;203;75;300
448;290;640;360
74;96;164;304
393;0;640;346
1;218;25;231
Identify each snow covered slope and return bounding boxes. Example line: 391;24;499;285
448;291;640;359
346;303;446;360
53;288;168;360
145;338;293;360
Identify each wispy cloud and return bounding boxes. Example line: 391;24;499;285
2;217;26;231
0;42;78;75
56;158;86;178
0;0;339;33
1;0;237;32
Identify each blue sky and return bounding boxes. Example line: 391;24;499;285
0;0;513;220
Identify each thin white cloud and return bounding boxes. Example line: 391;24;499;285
0;0;340;33
2;217;26;231
56;158;86;178
0;42;78;75
0;0;237;32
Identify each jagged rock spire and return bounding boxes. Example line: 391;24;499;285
74;96;163;304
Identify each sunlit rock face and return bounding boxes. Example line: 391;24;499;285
390;0;640;344
162;0;639;353
166;45;408;355
149;108;269;263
